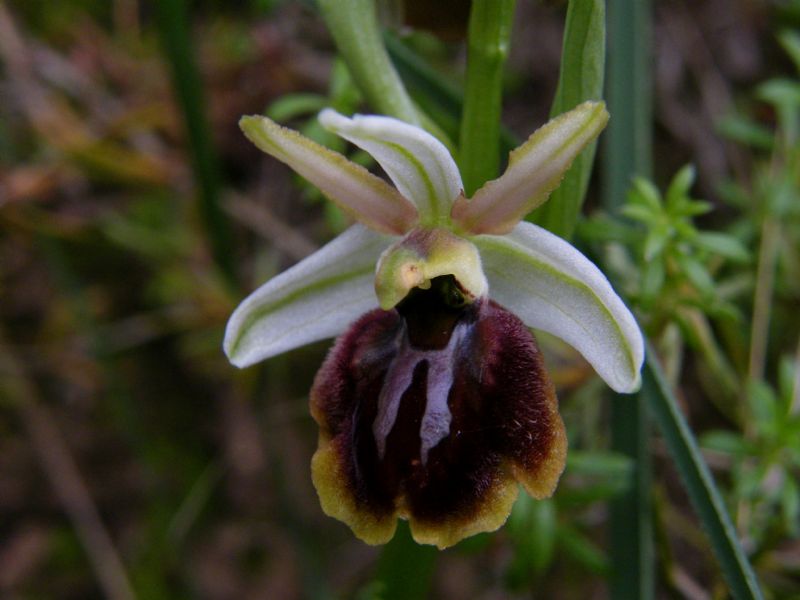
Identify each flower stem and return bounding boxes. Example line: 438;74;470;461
534;0;606;239
318;0;416;122
317;0;450;147
373;522;438;600
458;0;516;196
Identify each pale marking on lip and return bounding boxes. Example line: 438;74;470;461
372;322;469;465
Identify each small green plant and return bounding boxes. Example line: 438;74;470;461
581;166;749;414
703;357;800;549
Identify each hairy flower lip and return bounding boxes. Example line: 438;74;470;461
310;298;566;549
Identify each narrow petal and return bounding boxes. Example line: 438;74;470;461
319;109;463;225
474;221;644;393
452;101;609;235
224;225;391;368
240;115;417;235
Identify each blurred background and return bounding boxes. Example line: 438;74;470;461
1;0;799;598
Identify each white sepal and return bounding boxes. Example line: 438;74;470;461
475;221;644;393
224;225;392;367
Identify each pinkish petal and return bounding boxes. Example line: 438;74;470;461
452;102;609;234
240;115;417;235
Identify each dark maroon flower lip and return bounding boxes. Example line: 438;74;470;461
227;107;644;548
310;277;567;548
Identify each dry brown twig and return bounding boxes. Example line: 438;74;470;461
0;328;136;600
224;191;320;263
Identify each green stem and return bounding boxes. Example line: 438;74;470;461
603;0;654;597
642;348;764;600
384;31;521;155
609;390;654;600
317;0;449;146
534;0;606;239
458;0;516;196
748;216;780;383
373;522;438;600
318;0;415;122
603;0;652;210
155;0;236;291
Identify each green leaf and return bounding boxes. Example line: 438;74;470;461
779;29;800;73
266;94;327;122
563;451;634;501
694;232;751;263
566;450;633;478
781;476;800;537
578;213;639;244
677;254;716;299
716;180;751;209
630;176;663;210
778;356;797;408
620;203;658;224
673;200;713;218
700;430;748;456
756;78;800;109
665;164;696;212
558;525;610;575
756;79;800;144
534;0;606;238
507;496;557;581
643;347;765;600
640;258;665;302
643;222;671;261
747;379;779;435
716;114;775;151
603;2;655;596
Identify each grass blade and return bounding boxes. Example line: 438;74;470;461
155;0;236;290
601;1;654;597
603;0;652;211
643;348;764;600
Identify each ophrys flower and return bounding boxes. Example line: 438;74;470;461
224;103;644;548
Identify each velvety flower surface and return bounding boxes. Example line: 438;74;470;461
224;103;644;548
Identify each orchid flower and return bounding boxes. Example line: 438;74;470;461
224;102;644;549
